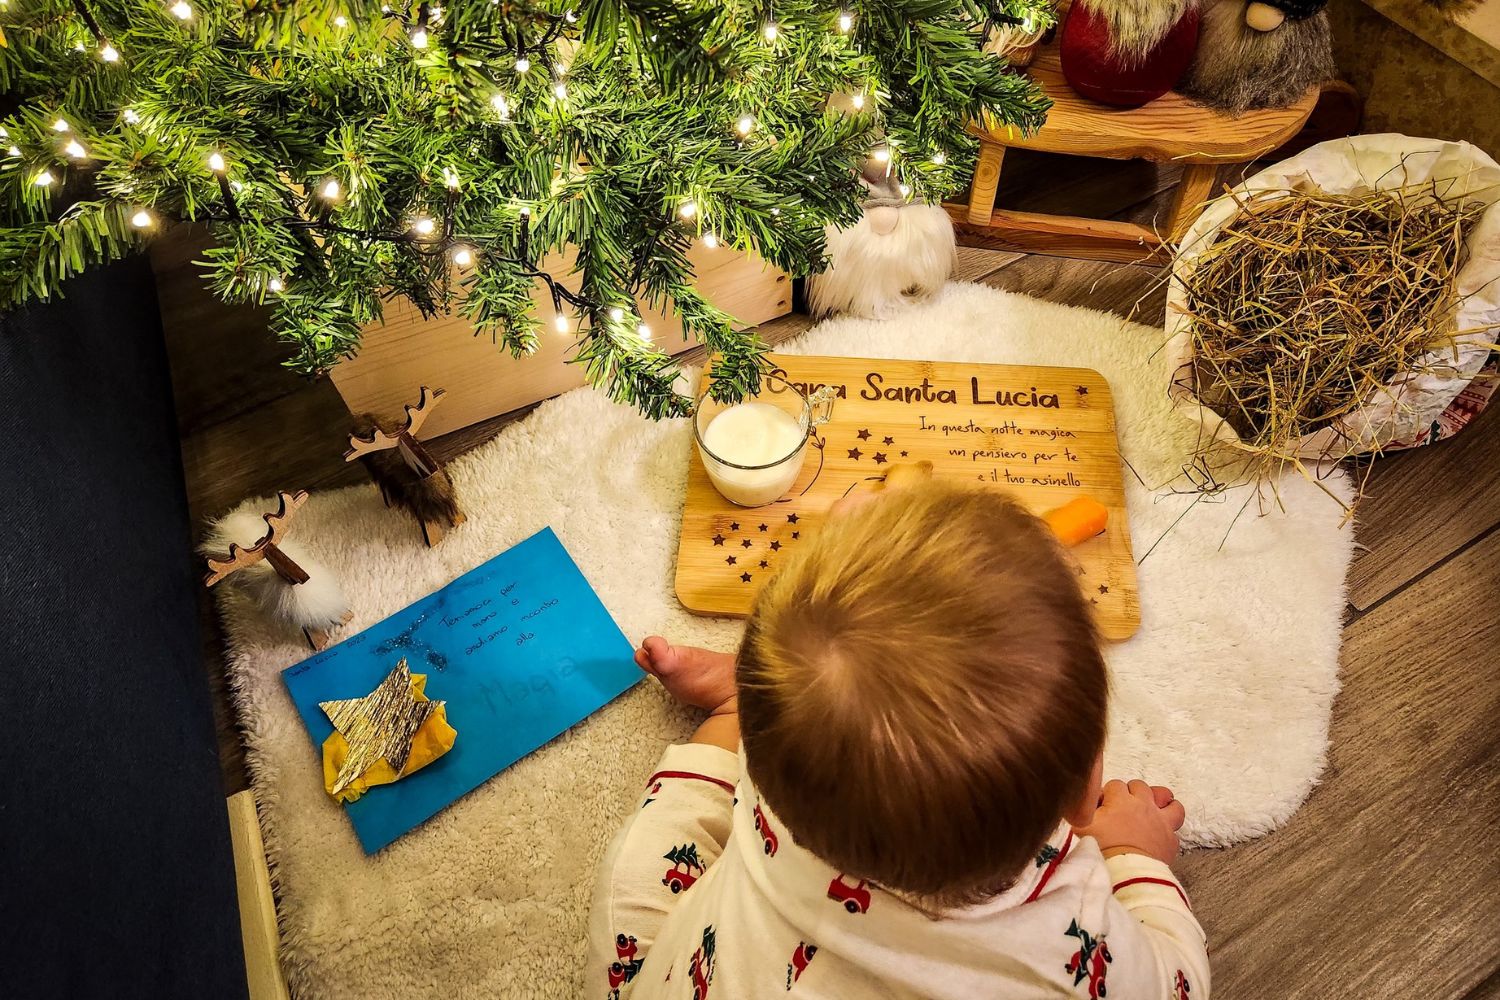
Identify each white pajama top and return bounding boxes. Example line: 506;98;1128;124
587;743;1209;1000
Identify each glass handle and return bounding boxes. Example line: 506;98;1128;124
808;385;837;428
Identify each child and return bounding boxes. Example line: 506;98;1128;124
588;481;1207;999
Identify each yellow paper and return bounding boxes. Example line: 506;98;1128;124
321;671;457;803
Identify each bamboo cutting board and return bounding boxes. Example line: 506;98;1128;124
675;353;1141;640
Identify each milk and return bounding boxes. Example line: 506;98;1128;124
698;401;807;506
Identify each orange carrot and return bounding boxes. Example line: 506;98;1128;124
1042;497;1109;547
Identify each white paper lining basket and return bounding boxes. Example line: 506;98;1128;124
1166;134;1500;459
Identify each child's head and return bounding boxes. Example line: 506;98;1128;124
737;481;1106;907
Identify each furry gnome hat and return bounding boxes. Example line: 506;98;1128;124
807;159;955;320
1180;0;1334;112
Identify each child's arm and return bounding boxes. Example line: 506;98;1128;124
1076;780;1211;999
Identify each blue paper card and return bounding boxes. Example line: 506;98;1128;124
283;527;640;853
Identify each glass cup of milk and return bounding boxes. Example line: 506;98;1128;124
694;374;837;507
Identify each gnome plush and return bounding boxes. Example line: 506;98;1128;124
1059;0;1201;108
807;160;955;321
1180;0;1335;113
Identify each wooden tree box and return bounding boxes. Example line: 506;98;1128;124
328;245;791;438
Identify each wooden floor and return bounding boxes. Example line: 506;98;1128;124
160;149;1500;1000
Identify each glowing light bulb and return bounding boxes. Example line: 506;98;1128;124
735;115;754;137
451;246;474;267
678;199;697;220
552;82;567;100
608;307;624;323
333;14;348;27
171;1;192;19
518;205;531;217
207;151;226;172
702;232;719;248
872;147;890;163
411;216;436;236
490;93;511;119
64;139;87;158
553;313;570;333
33;170;53;187
52;118;70;132
410;27;429;48
931;151;946;165
515;56;531;73
763;22;779;41
321;178;341;199
443;167;460;189
564;8;576;20
851;92;865;110
838;11;853;31
899;183;911;197
74;42;86;51
131;209;154;228
771;207;781;216
268;276;285;293
637;322;652;340
122;108;141;124
100;44;120;63
6;147;18;157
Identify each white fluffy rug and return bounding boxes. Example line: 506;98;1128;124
219;282;1353;999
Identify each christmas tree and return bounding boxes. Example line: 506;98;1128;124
0;0;1053;417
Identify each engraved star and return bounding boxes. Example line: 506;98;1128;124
759;524;769;532
1090;597;1099;605
770;541;782;552
712;534;725;546
847;447;863;460
319;659;441;797
741;539;753;548
729;522;740;532
1076;386;1089;396
882;436;894;446
873;452;887;464
726;556;737;565
787;514;799;524
900;450;908;457
740;572;753;583
759;560;769;569
791;532;799;540
1098;584;1109;594
856;429;871;440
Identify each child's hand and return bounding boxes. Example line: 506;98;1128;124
1073;779;1186;866
634;637;738;716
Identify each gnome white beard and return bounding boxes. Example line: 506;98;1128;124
808;202;956;320
202;508;350;631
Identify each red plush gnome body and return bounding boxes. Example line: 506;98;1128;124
1060;0;1201;108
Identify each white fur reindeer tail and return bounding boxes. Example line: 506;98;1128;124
202;507;350;633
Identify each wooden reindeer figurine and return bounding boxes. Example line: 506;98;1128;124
345;386;465;546
202;490;352;651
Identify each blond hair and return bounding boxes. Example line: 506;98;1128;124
737;482;1106;906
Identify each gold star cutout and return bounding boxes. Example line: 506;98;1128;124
320;659;442;797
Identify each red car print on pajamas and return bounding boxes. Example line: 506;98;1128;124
1064;919;1112;999
606;933;643;998
785;941;817;989
753;804;779;856
1174;970;1191;999
827;874;872;914
663;843;706;894
690;926;717;1000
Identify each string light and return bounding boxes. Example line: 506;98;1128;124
64;139;87;158
518;205;531;217
207;151;226;172
931;151;946;165
171;1;193;19
702;232;719;248
899;183;911;197
33;170;54;187
552;81;568;100
762;22;779;41
333;14;348;27
735;115;754;137
608;307;625;322
838;11;853;31
320;178;341;199
410;27;429;48
122;108;141;124
564;9;576;22
100;44;120;63
872;147;891;163
637;322;652;341
268;276;285;293
678;199;697;220
553;313;571;333
451;246;474;267
131;209;154;228
490;93;511;120
52;118;70;132
515;56;531;73
851;92;865;110
443;166;461;189
6;146;18;157
411;216;436;236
